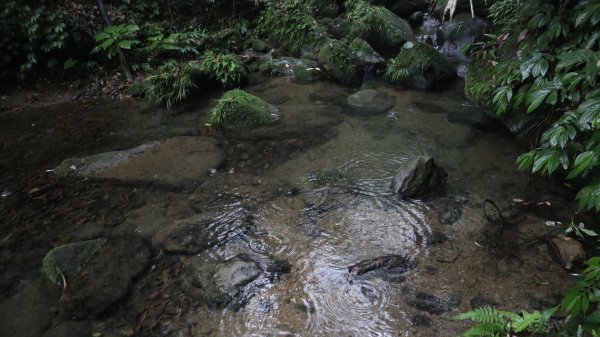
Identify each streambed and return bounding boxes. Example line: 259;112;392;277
0;76;577;337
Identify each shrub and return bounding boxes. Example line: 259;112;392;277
143;61;202;109
257;0;326;52
201;50;247;87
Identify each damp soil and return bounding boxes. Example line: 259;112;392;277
0;75;583;337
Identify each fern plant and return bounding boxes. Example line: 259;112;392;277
455;306;556;337
561;257;600;334
143;60;201;109
201;50;247;88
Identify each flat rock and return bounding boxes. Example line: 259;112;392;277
403;287;461;315
54;136;224;186
42;321;92;337
151;216;214;254
390;156;447;198
347;89;396;116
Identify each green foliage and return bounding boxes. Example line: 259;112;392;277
209;89;278;128
467;0;600;212
257;0;326;52
386;42;436;83
561;257;600;333
141;23;207;58
143;61;201;109
454;306;556;337
201;50;247;87
92;24;140;60
0;1;70;79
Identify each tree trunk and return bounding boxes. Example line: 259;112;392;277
96;0;134;83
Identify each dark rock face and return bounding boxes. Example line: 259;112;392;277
547;235;586;271
151;217;214;254
0;281;56;337
347;89;396;116
349;38;386;70
319;39;364;86
390;156;447;198
42;321;92;337
58;236;151;319
403;287;461;315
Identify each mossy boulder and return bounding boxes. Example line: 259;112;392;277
349;38;385;70
259;57;322;82
42;239;107;285
385;41;455;89
352;6;414;56
244;38;269;53
318;39;364;86
209;89;280;128
375;0;430;18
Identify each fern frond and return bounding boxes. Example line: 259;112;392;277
511;310;542;333
461;322;505;337
454;307;507;326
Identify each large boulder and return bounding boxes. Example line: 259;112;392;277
209;89;280;128
362;7;414;56
385;41;455;89
53;137;225;186
439;14;488;58
390;156;447;198
42;236;151;319
347;89;396;115
318;39;364;86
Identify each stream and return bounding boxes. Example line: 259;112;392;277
0;75;578;337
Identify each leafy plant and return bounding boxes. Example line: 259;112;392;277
0;1;70;79
257;0;326;52
454;306;556;337
466;0;600;212
201;50;247;87
92;24;140;60
143;61;201;109
561;257;600;334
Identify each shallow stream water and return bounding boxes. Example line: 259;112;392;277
0;76;578;337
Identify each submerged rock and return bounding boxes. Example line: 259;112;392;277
263;57;322;82
318;39;364;86
547;235;586;271
347;89;396;116
386;41;455;90
180;254;264;309
348;255;416;275
390;156;447;198
402;286;461;315
53;137;225;186
209;89;280;128
45;236;151;319
0;281;55;337
151;217;214;254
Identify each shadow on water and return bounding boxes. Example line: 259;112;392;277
0;76;580;337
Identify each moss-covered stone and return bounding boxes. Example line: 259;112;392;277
318;39;364;86
209;89;279;128
385;41;455;89
244;38;269;53
42;239;107;285
349;38;385;67
258;57;322;82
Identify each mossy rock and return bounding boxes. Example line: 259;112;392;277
42;239;107;285
318;39;364;86
260;58;322;82
349;38;385;70
244;38;269;53
352;6;414;56
385;41;455;89
209;89;279;128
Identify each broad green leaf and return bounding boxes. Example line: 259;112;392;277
533;151;560;174
63;58;77;70
527;87;553;113
517;151;536;171
118;39;138;49
578;98;600;126
567;151;598;179
100;38;114;50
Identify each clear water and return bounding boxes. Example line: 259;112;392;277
0;76;575;337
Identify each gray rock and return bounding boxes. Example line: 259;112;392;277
348;255;416;275
180;254;263;309
42;238;108;286
57;236;151;319
349;38;385;68
547;235;586;271
390;156;447;198
267;57;322;82
347;89;395;116
53;137;225;186
0;281;55;337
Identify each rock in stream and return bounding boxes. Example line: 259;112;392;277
390;156;447;198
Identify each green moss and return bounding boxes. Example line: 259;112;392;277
464;58;495;109
385;41;454;89
143;61;203;109
209;89;279;128
42;238;107;285
318;39;363;86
